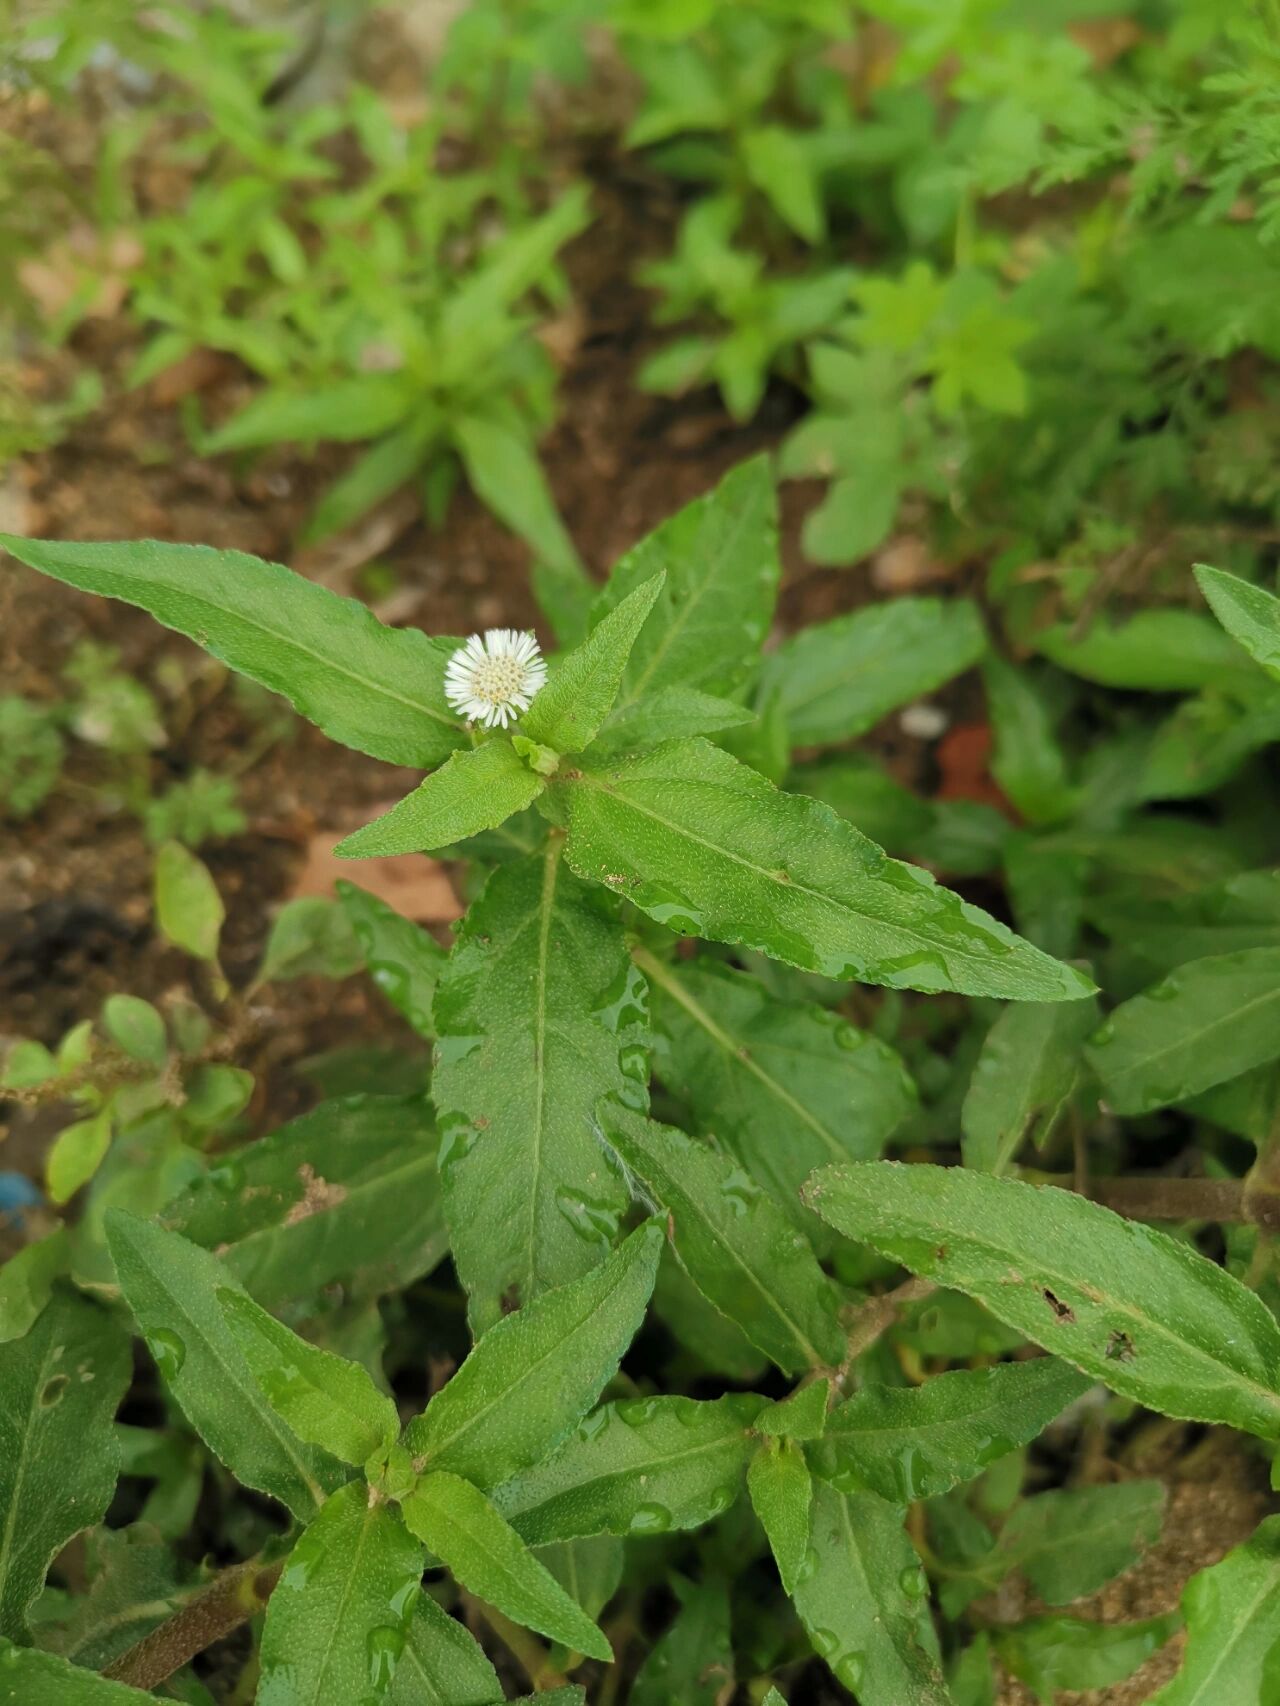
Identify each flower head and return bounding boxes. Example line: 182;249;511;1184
444;628;547;729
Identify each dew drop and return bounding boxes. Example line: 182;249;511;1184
629;1502;673;1534
899;1564;928;1599
835;1650;865;1690
366;1624;405;1690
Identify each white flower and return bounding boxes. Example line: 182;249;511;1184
444;628;547;729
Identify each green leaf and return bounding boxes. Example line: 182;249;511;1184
164;1094;446;1306
632;1578;733;1706
803;1163;1280;1438
338;741;544;859
562;739;1092;1000
1148;1513;1280;1704
256;897;363;983
38;1524;200;1671
432;845;647;1330
454;415;582;575
749;1439;813;1595
1031;608;1255;693
337;882;446;1037
1194;563;1280;682
0;1645;154;1703
101;995;167;1066
756;1378;830;1441
205;375;411;451
995;1614;1179;1705
759;598;986;748
306;423;436;545
0;1231;69;1344
523;573;665;755
642;953;915;1226
218;1287;399;1465
1086;949;1280;1114
590;685;755;757
812;1360;1090;1503
743;125;825;242
47;1107;113;1206
390;1591;502;1706
403;1221;661;1489
996;1481;1165;1604
494;1393;764;1543
105;1212;346;1518
0;536;464;767
0;1292;130;1640
154;842;223;964
983;652;1076;826
961;998;1096;1173
792;1481;950;1704
592;457;779;712
258;1480;424;1706
401;1472;611;1662
597;1101;844;1375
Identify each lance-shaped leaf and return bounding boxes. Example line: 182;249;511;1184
1194;563;1280;681
792;1482;951;1705
598;1101;844;1375
258;1481;424;1706
164;1094;446;1306
105;1212;347;1519
641;953;915;1223
218;1287;399;1465
1031;607;1255;692
996;1614;1179;1703
1086;948;1280;1115
592;456;779;711
432;845;648;1330
758;597;986;748
390;1591;502;1706
632;1578;733;1706
561;739;1093;1001
338;740;543;859
749;1439;813;1595
337;881;446;1037
803;1163;1280;1439
522;572;665;754
0;1229;69;1345
591;685;755;757
757;1379;829;1441
0;1645;155;1703
962;999;1096;1173
494;1393;764;1543
403;1221;662;1489
0;1292;130;1641
401;1472;611;1662
38;1525;202;1672
812;1360;1090;1503
1148;1513;1280;1704
0;536;463;767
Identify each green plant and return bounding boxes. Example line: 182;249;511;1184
3;461;1280;1703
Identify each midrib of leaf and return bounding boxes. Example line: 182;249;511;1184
895;1216;1280;1424
616;492;756;709
635;948;847;1165
307;1500;377;1702
578;771;1016;977
1107;982;1280;1097
0;1329;59;1622
827;1493;943;1701
643;1147;830;1371
1005;1505;1154;1570
226;1151;436;1268
141;1266;328;1511
520;1427;748;1517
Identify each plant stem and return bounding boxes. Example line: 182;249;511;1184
103;1558;282;1691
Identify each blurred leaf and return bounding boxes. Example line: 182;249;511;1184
983;652;1075;825
47;1107;113;1206
401;1472;611;1661
632;1577;733;1706
106;1212;346;1519
403;1222;662;1490
37;1524;200;1671
495;1393;764;1543
759;598;985;747
206;375;411;451
995;1614;1180;1705
598;1100;845;1375
337;881;446;1037
257;896;364;983
812;1360;1090;1503
0;1292;130;1640
0;1232;69;1344
961;997;1097;1173
258;1481;424;1705
454;415;582;575
0;536;464;768
805;1163;1280;1438
792;1482;949;1703
1195;563;1280;682
101;996;167;1067
154;842;223;964
997;1481;1165;1604
743;126;824;241
1148;1513;1280;1703
1031;609;1255;693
